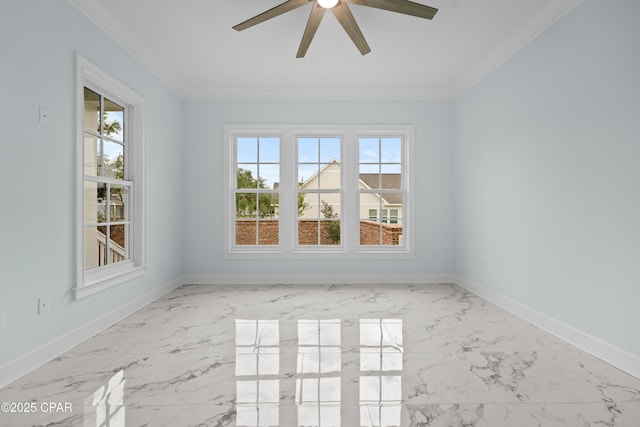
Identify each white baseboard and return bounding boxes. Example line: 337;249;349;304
182;274;454;285
0;277;184;389
454;275;640;380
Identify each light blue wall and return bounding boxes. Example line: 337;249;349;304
454;0;640;356
0;0;183;365
182;100;455;277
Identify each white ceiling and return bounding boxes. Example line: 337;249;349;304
71;0;582;99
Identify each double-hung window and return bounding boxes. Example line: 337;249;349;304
224;125;414;258
76;55;146;298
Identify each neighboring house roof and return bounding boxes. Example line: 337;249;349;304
298;162;403;205
359;173;403;204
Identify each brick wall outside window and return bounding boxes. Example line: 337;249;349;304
235;220;402;246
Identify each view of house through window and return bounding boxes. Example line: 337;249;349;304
359;137;404;246
83;87;130;269
297;137;342;246
226;125;412;256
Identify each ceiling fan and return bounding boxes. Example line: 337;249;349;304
233;0;438;58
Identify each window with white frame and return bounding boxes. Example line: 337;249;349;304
224;125;414;258
76;55;146;299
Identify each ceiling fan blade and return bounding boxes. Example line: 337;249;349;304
346;0;438;20
331;3;371;56
297;3;327;58
233;0;312;31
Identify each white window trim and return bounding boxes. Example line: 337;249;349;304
223;124;415;259
75;54;147;299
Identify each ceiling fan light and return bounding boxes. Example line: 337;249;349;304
317;0;339;9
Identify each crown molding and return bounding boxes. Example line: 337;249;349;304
69;0;187;97
451;0;584;98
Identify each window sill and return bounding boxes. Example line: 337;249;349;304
75;263;147;299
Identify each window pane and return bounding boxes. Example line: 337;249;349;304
321;219;340;245
109;224;128;264
299;192;319;219
83;134;99;176
380;137;401;162
298;164;318;189
236;193;257;218
318;163;341;190
359;137;379;162
84;182;109;224
359;164;379;176
257;193;278;218
381;163;402;177
259;137;279;162
319;137;340;162
103;140;125;179
103;98;124;142
237;165;258;189
237;137;257;163
380;172;401;190
259;164;279;190
83;87;100;133
298;137;318;162
236;219;257;245
84;225;104;270
298;219;318;245
109;185;127;222
258;219;279;245
360;193;403;246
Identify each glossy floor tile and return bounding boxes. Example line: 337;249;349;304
0;283;638;426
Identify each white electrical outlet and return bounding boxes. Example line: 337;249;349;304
38;297;50;315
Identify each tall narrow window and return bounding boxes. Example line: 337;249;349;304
235;137;280;246
297;137;342;246
359;137;404;246
76;54;146;298
83;88;129;269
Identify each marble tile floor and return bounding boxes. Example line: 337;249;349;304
1;283;639;426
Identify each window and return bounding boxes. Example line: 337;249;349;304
75;55;146;298
224;125;414;258
297;137;342;246
235;137;280;246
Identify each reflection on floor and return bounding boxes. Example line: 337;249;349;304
1;283;639;426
